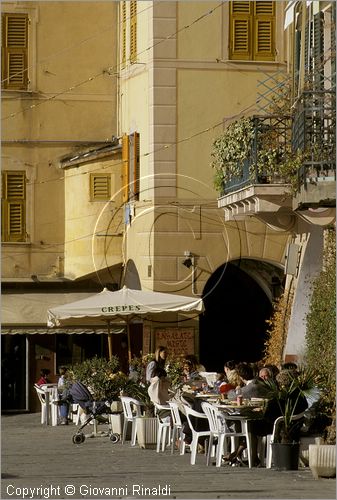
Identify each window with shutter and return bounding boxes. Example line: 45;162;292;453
122;134;129;203
229;1;275;61
121;133;140;203
2;13;28;90
121;1;127;66
1;171;26;242
90;174;111;201
130;0;137;63
128;132;140;201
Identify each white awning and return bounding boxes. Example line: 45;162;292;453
2;292;102;326
2;327;124;335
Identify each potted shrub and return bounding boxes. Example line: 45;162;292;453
267;368;315;470
121;378;157;448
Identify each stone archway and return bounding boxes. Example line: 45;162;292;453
199;260;284;372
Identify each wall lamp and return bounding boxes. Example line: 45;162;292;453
182;257;193;268
182;252;200;296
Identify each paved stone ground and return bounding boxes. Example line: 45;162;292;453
1;413;335;500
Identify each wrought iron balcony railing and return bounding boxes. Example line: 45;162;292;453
222;114;292;195
221;90;336;196
292;90;336;186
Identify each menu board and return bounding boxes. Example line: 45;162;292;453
154;328;195;357
142;325;151;355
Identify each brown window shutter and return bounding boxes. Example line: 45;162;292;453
128;132;140;201
90;174;111;200
122;134;129;203
229;2;252;60
133;132;140;200
2;171;26;242
2;13;28;90
121;1;127;65
253;1;274;61
130;1;137;63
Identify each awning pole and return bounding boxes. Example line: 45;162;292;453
107;321;113;361
127;318;132;364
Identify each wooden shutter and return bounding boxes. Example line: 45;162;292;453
253;1;274;61
129;132;140;201
130;0;137;63
122;134;129;203
1;171;26;242
312;12;324;88
2;13;28;90
121;1;127;66
229;1;275;61
230;2;252;60
90;174;111;200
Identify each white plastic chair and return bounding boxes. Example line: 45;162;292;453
183;404;210;465
201;402;225;466
168;401;186;455
120;396;143;446
34;384;58;426
266;411;305;468
217;411;253;468
154;403;171;452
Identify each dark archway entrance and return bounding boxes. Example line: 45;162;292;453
199;262;275;372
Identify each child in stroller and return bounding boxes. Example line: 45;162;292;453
69;381;120;444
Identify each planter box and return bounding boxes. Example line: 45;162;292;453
309;444;336;479
136;417;157;449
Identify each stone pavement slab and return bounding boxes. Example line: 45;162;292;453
1;414;335;500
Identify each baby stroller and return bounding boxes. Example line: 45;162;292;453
69;381;120;445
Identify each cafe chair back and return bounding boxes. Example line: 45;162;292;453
183;404;210;465
201;402;224;466
120;396;143;446
168;401;186;455
266;411;306;468
217;411;253;468
154;403;171;452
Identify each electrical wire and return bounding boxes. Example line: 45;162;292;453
2;2;223;121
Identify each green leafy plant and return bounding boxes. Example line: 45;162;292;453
70;355;128;401
165;355;185;389
211;117;254;191
266;368;316;443
121;379;154;417
305;228;336;444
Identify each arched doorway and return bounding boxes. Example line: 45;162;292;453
199;260;283;372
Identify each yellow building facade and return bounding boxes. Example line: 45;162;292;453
118;1;291;367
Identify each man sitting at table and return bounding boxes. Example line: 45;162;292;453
235;363;270;399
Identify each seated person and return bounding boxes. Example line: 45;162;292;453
219;369;242;397
36;368;51;386
182;359;202;383
224;360;236;382
214;372;225;392
184;354;206;373
57;366;71;425
148;366;171;422
236;362;270;399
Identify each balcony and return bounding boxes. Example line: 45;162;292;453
292;90;336;210
217;90;336;229
217;115;296;231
